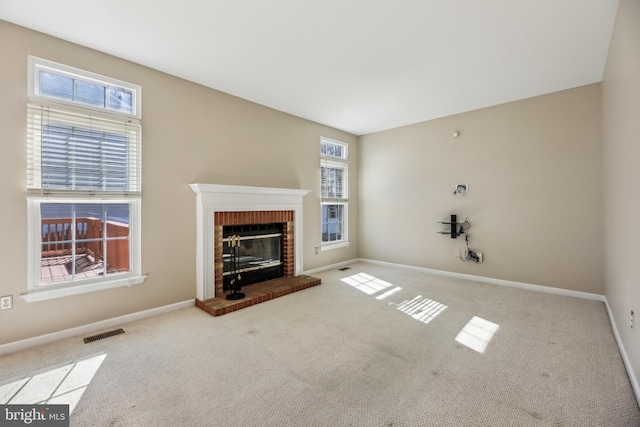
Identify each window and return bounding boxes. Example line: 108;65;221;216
320;137;349;249
29;56;140;118
25;56;144;301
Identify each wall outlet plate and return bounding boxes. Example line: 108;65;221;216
0;296;12;310
454;183;468;195
463;250;483;263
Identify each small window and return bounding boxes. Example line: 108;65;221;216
29;56;141;119
25;57;144;301
320;137;349;249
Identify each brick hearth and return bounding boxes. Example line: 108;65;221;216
196;275;321;316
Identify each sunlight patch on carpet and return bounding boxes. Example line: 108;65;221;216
341;272;397;296
455;316;499;353
375;286;402;300
396;295;447;324
0;353;106;414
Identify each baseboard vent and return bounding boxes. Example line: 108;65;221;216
338;267;351;271
83;328;125;343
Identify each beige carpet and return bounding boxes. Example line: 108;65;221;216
1;262;639;426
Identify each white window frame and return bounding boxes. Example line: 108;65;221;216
28;56;141;120
25;198;144;302
320;137;350;251
23;57;145;302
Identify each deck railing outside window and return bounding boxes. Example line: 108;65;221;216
41;217;129;284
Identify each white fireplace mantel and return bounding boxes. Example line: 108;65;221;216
190;184;310;300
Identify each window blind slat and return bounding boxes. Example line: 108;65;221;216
320;158;349;202
27;105;141;195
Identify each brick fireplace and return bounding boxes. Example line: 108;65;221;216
190;184;316;312
213;210;294;296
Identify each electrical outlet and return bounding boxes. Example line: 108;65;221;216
454;183;469;196
463;250;483;263
314;246;319;255
0;296;12;310
631;310;635;332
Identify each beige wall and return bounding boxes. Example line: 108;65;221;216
0;21;358;344
602;0;640;395
359;84;603;293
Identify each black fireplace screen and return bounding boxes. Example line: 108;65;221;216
222;223;284;291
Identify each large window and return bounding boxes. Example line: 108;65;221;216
25;56;144;301
320;137;349;249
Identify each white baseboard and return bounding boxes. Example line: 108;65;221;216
604;298;640;408
357;258;606;301
0;299;195;356
303;258;360;276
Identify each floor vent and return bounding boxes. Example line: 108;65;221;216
338;267;351;271
84;328;125;343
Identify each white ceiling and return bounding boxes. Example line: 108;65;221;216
0;0;619;135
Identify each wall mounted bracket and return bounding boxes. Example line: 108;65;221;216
437;214;468;238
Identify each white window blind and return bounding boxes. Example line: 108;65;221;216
27;105;142;196
320;139;348;202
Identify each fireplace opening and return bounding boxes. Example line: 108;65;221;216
223;223;284;291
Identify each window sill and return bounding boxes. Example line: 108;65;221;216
320;241;350;251
21;274;147;303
